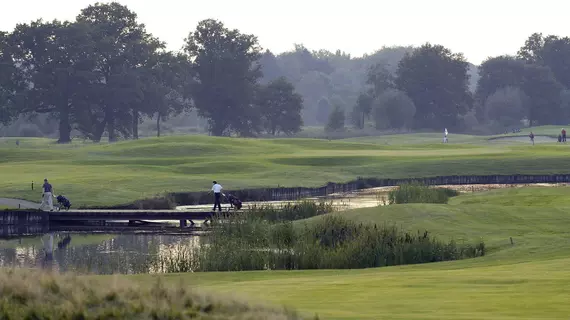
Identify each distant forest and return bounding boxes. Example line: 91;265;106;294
1;2;568;141
0;44;479;139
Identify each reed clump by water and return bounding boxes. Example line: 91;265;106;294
160;214;485;272
0;269;309;319
248;200;334;222
388;182;459;204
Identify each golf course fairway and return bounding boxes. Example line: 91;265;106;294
120;186;570;319
1;125;569;207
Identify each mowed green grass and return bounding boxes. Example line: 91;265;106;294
125;187;570;319
1;126;570;207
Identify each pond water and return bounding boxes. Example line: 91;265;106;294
3;183;565;274
0;232;201;274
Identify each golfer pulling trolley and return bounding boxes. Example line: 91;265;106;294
211;181;223;212
210;181;243;212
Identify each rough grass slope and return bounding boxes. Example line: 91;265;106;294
0;269;309;320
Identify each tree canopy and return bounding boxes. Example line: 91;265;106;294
3;3;570;139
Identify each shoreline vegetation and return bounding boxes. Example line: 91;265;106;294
156;186;484;273
156;214;485;273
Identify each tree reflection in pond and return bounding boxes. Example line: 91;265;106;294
0;233;202;274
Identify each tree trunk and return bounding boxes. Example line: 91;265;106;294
132;109;139;140
156;112;161;137
107;111;117;143
57;108;72;144
210;121;227;136
91;118;107;143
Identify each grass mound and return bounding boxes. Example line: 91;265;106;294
1;127;570;207
152;187;570;319
0;269;308;320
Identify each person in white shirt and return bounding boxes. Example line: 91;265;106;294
211;181;223;212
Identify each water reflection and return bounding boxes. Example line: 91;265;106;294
0;232;201;275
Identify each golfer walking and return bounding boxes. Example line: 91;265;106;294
211;181;223;212
40;178;54;211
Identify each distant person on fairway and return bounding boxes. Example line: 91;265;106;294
211;181;223;212
562;129;566;142
529;132;535;145
40;178;54;211
443;128;448;143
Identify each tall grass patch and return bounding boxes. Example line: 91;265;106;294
389;182;459;204
0;269;309;319
248;201;334;222
160;214;484;272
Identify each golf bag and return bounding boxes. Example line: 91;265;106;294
56;195;71;211
225;194;243;210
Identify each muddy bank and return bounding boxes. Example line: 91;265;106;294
339;182;570;195
176;183;570;211
100;174;570;210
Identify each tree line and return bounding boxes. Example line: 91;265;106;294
346;33;570;133
2;2;569;141
0;2;304;142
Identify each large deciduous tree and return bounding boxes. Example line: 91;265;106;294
484;86;529;127
75;2;165;142
257;77;303;135
520;64;564;126
476;56;526;104
0;31;20;125
315;97;331;125
325;105;345;132
366;63;395;95
517;32;550;64
395;43;472;130
372;88;416;130
6;20;96;143
184;19;262;136
534;35;570;89
143;51;193;138
351;63;395;129
350;92;373;129
477;54;565;126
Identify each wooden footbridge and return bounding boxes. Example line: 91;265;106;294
2;208;237;228
50;209;225;226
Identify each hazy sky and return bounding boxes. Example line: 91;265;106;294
1;0;568;64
